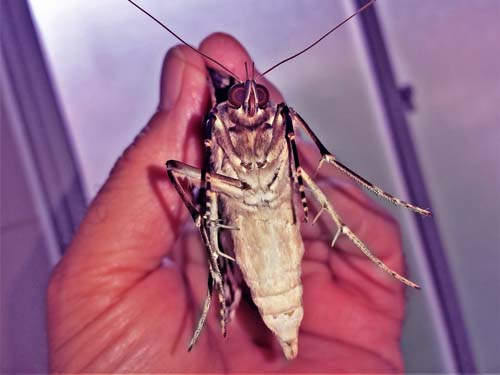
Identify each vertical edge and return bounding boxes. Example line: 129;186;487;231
1;0;87;258
353;0;476;373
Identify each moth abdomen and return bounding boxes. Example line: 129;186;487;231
227;210;305;359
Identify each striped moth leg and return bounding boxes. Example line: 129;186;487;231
280;104;309;222
166;160;247;349
289;108;432;217
300;169;421;289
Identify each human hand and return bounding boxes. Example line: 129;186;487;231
47;33;407;373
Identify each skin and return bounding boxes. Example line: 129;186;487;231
47;33;408;373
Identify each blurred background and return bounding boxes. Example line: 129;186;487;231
1;0;499;373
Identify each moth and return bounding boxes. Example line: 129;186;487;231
129;0;431;359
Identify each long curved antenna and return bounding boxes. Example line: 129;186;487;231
127;0;241;81
258;0;376;78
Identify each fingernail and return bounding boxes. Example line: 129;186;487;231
160;46;185;111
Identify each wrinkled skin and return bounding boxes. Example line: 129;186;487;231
47;33;408;373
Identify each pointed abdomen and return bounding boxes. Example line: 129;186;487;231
227;210;305;359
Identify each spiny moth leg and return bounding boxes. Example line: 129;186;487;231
281;105;309;222
167;160;248;199
166;160;246;347
202;112;243;325
168;162;226;343
301;169;421;289
211;115;247;171
188;273;213;351
289;107;432;217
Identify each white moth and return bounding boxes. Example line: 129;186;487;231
129;0;431;360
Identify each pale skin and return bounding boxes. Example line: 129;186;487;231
47;33;408;373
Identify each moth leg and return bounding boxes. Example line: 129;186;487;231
166;162;224;345
166;160;246;235
301;168;421;289
207;191;231;337
201;112;216;222
166;159;245;345
166;165;218;347
188;273;213;351
211;114;246;170
167;160;248;199
281;104;309;221
289;108;432;217
213;245;236;262
263;103;286;164
200;111;232;338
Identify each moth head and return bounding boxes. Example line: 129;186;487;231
228;80;269;117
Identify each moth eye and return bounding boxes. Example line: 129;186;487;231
256;84;270;108
228;84;245;107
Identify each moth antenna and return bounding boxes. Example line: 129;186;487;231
258;0;376;78
252;62;255;81
244;61;249;80
127;0;241;82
